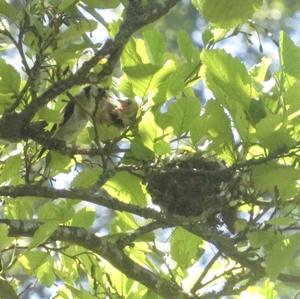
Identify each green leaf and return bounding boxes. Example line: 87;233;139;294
123;64;161;78
168;96;201;136
55;287;73;299
111;211;139;233
121;37;174;98
171;227;203;270
157;63;200;101
0;278;19;299
262;280;277;299
144;291;163;299
29;220;59;249
143;29;166;65
57;0;76;11
201;49;255;106
56;253;79;284
191;100;235;150
0;0;18;20
201;49;257;141
67;286;99;299
280;31;300;79
266;233;300;280
19;251;56;287
153;140;170;156
250;57;272;83
121;38;143;67
256;114;295;151
177;30;199;63
71;167;102;188
267;217;297;226
58;20;98;41
283;80;300;116
138;111;167;153
51;43;88;65
104;172;147;205
38;200;75;222
255;114;295;151
38;107;61;123
0;59;21;94
202;28;214;46
0;154;22;184
247;98;266;125
4;197;36;220
0;224;14;250
49;152;73;175
0;94;14;114
252;163;300;199
82;0;120;8
130;136;155;160
118;74;135;98
68;207;95;228
247;231;281;250
192;0;263;29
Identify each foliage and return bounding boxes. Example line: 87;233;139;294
0;0;299;298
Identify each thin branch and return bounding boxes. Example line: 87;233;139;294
116;221;168;248
0;219;193;299
20;0;180;122
0;0;180;143
191;251;222;293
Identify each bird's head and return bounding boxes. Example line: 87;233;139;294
118;99;139;127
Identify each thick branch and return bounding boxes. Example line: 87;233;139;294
0;185;162;219
1;185;300;291
0;219;192;299
0;0;179;143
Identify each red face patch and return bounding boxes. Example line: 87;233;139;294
119;101;127;112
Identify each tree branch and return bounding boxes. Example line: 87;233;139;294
0;0;180;143
1;184;300;293
0;219;193;299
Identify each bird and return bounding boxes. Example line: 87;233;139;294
32;86;138;182
52;85;138;144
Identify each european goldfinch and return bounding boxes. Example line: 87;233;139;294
53;86;138;144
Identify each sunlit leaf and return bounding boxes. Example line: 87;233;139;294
38;200;75;222
82;0;120;8
247;231;282;250
0;59;20;94
252;163;300;199
255;114;295;151
0;0;18;20
171;227;203;270
280;31;300;79
177;30;199;63
104;171;147;205
58;20;98;41
266;233;300;280
143;29;166;65
4;197;36;220
19;251;56;287
0;154;22;185
123;64;161;78
191;100;235;150
201;49;256;106
49;152;73;175
68;207;95;228
0;224;14;250
29;220;59;249
71;166;102;188
192;0;263;29
168;96;201;136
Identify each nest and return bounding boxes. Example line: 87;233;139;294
146;155;246;231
